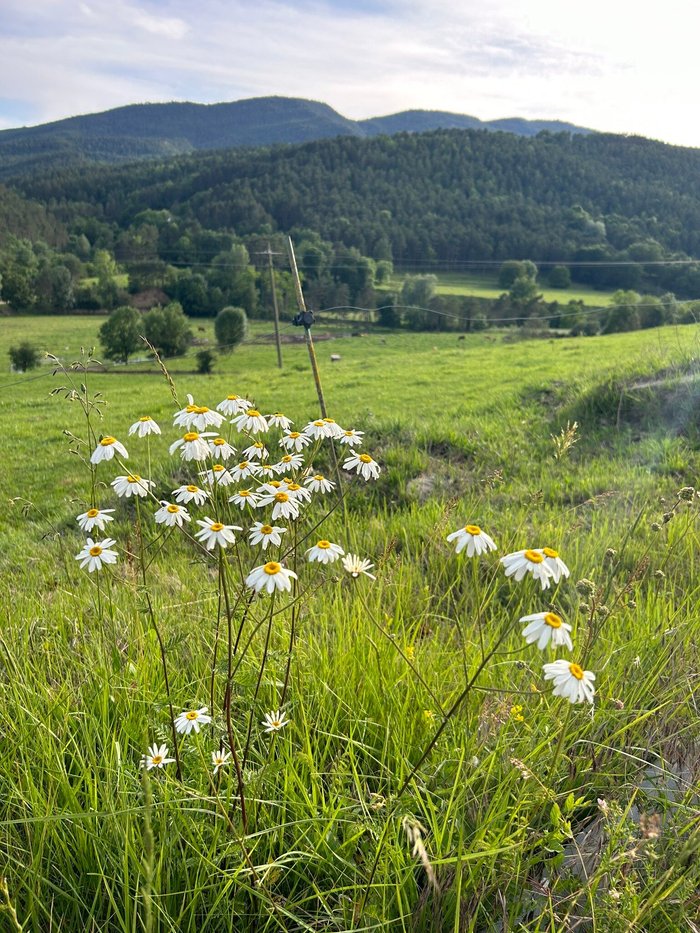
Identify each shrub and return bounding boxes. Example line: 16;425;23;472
9;341;40;372
98;305;143;363
196;349;216;374
215;306;247;352
143;302;192;357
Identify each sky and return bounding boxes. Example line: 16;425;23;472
1;0;700;147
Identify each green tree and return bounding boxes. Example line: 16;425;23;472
548;265;571;288
602;290;641;334
498;261;526;289
509;274;540;306
143;302;192;356
99;306;143;363
215;306;248;352
377;293;401;328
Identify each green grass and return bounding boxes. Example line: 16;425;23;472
3;316;700;930
388;271;616;306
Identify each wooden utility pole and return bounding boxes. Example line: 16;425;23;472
256;243;284;369
286;236;328;417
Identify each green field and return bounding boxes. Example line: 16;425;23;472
3;315;700;930
389;270;616;306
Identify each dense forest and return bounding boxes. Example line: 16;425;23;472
4;125;700;336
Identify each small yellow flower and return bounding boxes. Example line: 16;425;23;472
404;645;415;661
510;704;525;722
422;709;435;721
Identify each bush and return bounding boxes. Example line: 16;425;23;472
9;341;40;372
196;349;216;374
99;305;143;363
143;302;192;357
214;306;247;352
548;265;571;288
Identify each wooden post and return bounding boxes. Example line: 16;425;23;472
256;243;284;369
286;236;328;418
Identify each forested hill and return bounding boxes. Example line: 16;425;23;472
16;128;700;277
0;96;591;179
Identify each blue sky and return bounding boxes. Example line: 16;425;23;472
1;0;699;146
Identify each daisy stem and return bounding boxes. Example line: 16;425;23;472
547;702;573;783
209;587;223;727
280;521;298;707
242;594;276;769
135;496;183;782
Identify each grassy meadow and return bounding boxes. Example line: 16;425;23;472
3;315;700;931
387;271;616;306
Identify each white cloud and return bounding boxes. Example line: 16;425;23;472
0;0;699;145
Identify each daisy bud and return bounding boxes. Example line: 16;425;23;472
679;486;695;501
650;522;662;532
575;578;596;597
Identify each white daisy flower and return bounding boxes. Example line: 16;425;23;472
169;431;218;462
537;548;571;584
321;417;345;439
268;412;293;430
216;394;252;416
172;484;210;506
280;481;312;503
76;507;115;533
75;537;118;572
141;743;175;770
279;431;312;452
520;611;574;651
242;441;269;461
257;490;301;521
249;521;286;549
304;473;335;494
257;463;277;481
128;416;162;438
212;749;231;774
272;453;304;474
245;561;297;595
174;706;212;734
173;395;224;432
500;549;555;590
342;553;376;580
154;501;191;528
343;452;381;481
90;436;128;465
228;488;261;510
543;659;596;704
200;464;236;487
339;429;364;447
194;517;242;550
230;460;261;481
304;419;332;440
231;408;269;434
261;710;290;733
111;474;155;498
208;437;236;461
306;540;345;564
446;524;497;557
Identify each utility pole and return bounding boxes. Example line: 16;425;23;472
286;236;327;416
255;243;284;369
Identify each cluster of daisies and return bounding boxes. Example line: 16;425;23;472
73;394;381;773
446;524;595;705
76;394;381;595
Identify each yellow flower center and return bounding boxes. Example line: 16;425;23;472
282;455;292;463
100;436;116;446
213;438;226;446
543;547;559;558
359;454;372;463
544;612;562;628
261;465;273;472
247;409;261;417
465;524;481;535
186;485;199;493
194;406;209;414
264;561;282;575
239;489;250;497
323;418;335;424
185;710;199;720
317;540;331;549
139;416;151;422
213;464;224;473
314;474;324;481
273;412;285;417
524;549;544;564
86;508;99;518
254;442;263;449
238;461;249;469
274;492;289;502
89;545;102;557
569;663;584;680
185;404;197;412
151;754;163;764
289;432;301;439
167;504;179;513
226;394;238;400
269;481;281;488
210;522;224;532
261;524;273;534
313;420;324;427
127;475;141;483
344;430;354;437
287;483;301;491
183;432;199;442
